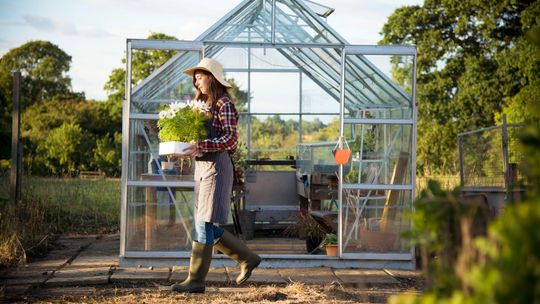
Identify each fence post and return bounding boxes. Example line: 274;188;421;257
10;71;22;205
458;135;464;186
501;114;511;202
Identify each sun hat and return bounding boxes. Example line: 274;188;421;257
183;58;232;88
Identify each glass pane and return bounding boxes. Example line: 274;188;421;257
126;186;194;251
223;71;248;113
213;47;248;69
296;141;339;176
301;74;339;114
344;54;413;118
341;189;412;253
301;115;339;143
131;50;200;113
249;114;298;160
128;119;196;181
250;48;296;70
250;72;300;113
202;1;267;42
344;124;412;185
275;0;340;44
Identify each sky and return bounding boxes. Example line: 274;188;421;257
0;0;422;101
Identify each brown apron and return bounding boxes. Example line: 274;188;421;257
193;104;233;224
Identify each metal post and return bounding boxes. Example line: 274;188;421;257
338;47;346;257
247;27;252;158
120;41;133;256
271;0;276;44
298;71;302;143
10;71;21;205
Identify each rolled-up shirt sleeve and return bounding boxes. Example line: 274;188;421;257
197;99;238;153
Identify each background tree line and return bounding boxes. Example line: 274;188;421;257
381;0;540;175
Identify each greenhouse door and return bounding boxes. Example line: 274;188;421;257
337;45;417;259
120;39;204;260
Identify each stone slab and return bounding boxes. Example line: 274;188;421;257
0;284;32;298
0;276;47;286
278;267;338;284
170;267;228;283
81;235;119;255
110;267;170;282
30;286;97;298
68;255;118;268
333;269;398;287
45;267;111;287
226;267;287;284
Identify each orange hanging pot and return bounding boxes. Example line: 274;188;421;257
332;136;351;165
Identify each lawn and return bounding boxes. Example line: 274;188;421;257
0;174;120;267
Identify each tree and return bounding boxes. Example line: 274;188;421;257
21;98;121;175
36;122;88;175
0;41;82;159
104;33;178;103
381;0;540;175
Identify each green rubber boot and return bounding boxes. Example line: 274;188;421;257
171;241;213;293
214;230;261;285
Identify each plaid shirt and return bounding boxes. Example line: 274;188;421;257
197;96;239;154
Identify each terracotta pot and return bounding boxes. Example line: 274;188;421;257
325;244;338;256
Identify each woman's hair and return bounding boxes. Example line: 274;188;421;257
193;70;229;105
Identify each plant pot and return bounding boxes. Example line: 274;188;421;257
325;244;338;256
332;149;351;164
161;161;174;171
159;141;191;157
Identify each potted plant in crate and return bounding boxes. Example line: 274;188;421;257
157;100;210;157
320;233;338;256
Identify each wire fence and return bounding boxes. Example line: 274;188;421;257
458;116;525;189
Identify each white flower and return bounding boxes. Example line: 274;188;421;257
169;101;189;113
191;100;211;113
159;111;167;119
166;110;175;119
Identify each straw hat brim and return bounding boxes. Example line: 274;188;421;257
183;66;232;88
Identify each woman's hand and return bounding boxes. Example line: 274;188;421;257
183;141;202;158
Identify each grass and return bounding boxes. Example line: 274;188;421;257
0;174;120;268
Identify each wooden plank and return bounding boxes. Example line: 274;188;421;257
10;71;21;205
380;152;409;231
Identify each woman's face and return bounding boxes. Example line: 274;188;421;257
194;71;211;95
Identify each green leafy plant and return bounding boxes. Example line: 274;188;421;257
157;101;209;142
319;233;337;246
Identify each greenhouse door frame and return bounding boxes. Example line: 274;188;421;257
120;38;417;268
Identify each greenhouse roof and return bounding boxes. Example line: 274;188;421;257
132;0;411;112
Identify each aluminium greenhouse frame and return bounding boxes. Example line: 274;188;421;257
120;0;417;269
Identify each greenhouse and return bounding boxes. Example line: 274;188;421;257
120;0;417;269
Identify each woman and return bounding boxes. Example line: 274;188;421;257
171;58;261;293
